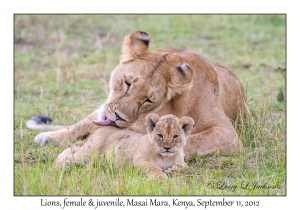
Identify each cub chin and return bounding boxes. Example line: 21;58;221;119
55;113;194;180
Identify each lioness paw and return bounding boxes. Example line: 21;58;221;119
34;132;52;146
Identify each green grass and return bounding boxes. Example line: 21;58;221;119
14;14;286;196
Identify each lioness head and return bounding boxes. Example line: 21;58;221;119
104;30;194;127
145;113;194;157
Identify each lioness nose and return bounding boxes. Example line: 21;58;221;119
164;146;171;150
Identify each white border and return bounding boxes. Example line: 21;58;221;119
3;0;297;209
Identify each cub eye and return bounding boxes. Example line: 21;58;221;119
173;134;179;140
157;134;164;139
124;80;131;89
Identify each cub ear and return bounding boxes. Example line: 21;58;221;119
179;116;194;136
167;63;193;100
121;30;151;63
145;113;160;134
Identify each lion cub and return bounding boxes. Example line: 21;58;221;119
56;113;194;179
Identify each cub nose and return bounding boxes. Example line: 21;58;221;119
164;146;171;151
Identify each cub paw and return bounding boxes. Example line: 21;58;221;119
57;148;73;161
152;172;168;180
55;155;72;169
158;173;168;180
56;141;84;161
165;163;187;174
148;171;168;180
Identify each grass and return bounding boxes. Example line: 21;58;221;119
14;14;286;196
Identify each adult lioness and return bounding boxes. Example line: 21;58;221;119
29;30;247;158
55;113;194;179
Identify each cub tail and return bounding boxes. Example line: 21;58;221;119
26;115;66;131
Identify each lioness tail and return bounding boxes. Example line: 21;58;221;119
26;115;66;131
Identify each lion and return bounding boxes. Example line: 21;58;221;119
55;113;194;179
28;30;248;159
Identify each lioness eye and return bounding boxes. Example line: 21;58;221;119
124;80;131;89
157;134;163;139
173;134;179;139
143;99;152;104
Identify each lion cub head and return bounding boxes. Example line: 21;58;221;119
145;113;194;157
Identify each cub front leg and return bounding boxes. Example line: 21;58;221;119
135;160;168;180
34;110;101;146
56;141;84;162
55;141;95;168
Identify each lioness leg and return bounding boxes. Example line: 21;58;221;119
184;125;238;159
34;111;100;146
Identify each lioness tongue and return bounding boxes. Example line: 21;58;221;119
93;118;114;126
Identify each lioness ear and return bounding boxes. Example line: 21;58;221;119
145;113;160;134
167;63;193;100
120;30;151;63
179;116;195;136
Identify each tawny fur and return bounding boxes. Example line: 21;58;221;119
32;30;248;159
55;114;194;179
